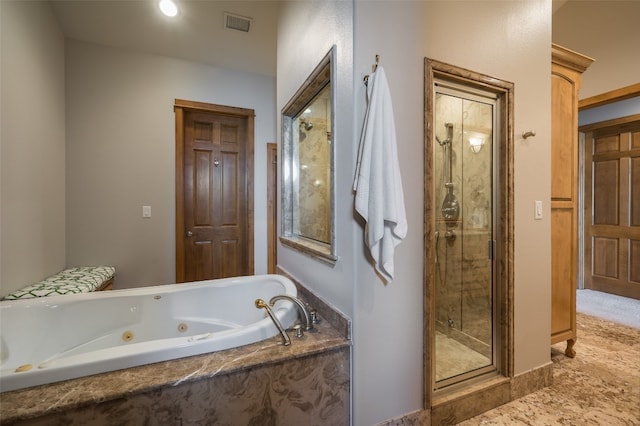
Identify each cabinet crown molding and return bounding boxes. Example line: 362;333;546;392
552;43;595;73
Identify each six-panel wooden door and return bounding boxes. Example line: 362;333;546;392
175;100;254;282
583;119;640;299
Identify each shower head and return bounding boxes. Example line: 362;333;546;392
445;122;453;140
299;117;313;131
436;122;453;146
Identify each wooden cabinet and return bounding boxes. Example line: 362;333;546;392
550;44;593;357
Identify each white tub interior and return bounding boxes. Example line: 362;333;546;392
0;275;298;392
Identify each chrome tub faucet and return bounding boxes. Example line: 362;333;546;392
255;299;291;346
269;295;314;331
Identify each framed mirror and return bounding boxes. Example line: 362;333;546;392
281;46;337;264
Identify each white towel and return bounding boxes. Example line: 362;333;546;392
353;66;407;283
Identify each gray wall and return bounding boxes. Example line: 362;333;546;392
579;97;640;127
354;2;552;424
278;1;552;425
1;1;66;295
65;40;276;288
276;1;356;318
553;1;640;99
0;1;276;295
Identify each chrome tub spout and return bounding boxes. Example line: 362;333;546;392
269;295;313;331
255;299;291;346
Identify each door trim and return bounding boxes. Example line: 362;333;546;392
267;143;277;274
579;83;640;111
174;99;255;282
580;114;640;299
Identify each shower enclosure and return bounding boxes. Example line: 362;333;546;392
433;84;498;389
425;58;514;423
293;85;332;245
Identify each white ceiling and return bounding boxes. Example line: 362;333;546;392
49;0;279;77
49;0;576;79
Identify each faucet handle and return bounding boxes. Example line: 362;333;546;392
310;310;320;324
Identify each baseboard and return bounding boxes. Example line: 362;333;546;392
377;363;553;425
510;362;553;400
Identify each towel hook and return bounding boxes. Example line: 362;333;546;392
364;54;381;86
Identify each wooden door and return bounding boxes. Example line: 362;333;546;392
583;118;640;299
267;143;277;274
174;100;254;282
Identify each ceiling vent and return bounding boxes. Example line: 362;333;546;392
224;13;252;33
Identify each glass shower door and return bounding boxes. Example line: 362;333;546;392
433;86;497;389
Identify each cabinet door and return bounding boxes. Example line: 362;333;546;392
550;68;579;344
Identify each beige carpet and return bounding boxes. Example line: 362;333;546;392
460;313;640;425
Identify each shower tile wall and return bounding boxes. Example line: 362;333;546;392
297;117;331;243
434;94;493;352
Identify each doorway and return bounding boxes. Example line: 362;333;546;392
425;58;514;415
432;87;497;387
581;117;640;299
174;99;255;282
267;142;278;274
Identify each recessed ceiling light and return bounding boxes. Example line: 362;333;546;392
159;0;178;17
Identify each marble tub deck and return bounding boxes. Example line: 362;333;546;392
0;316;350;425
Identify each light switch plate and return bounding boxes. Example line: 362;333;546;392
534;200;543;220
142;205;152;218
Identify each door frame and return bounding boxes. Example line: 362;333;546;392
267;143;278;274
424;58;514;417
579;113;640;298
578;83;640;291
174;99;255;282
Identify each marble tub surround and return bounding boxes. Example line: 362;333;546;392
0;305;350;425
279;267;351;339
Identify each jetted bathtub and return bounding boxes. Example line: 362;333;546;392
0;275;298;392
